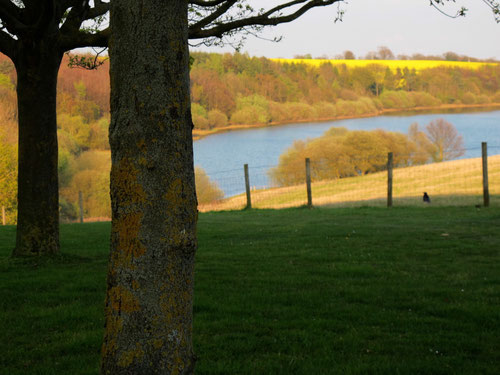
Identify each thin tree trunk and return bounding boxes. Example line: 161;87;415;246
12;45;62;256
101;1;197;374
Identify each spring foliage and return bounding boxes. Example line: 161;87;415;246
269;120;463;187
189;52;500;129
0;51;494;220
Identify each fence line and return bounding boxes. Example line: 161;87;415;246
201;142;499;212
1;143;499;225
482;142;489;207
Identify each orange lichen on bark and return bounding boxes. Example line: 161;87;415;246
158;288;192;375
109;285;141;313
158;281;192;336
153;339;164;349
131;279;140;291
164;178;183;205
136;138;146;150
117;343;145;368
111;157;147;206
101;309;124;359
112;212;146;268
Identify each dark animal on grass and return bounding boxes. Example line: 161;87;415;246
423;192;431;203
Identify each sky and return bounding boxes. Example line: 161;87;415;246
190;0;500;60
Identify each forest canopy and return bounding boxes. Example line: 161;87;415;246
189;52;500;130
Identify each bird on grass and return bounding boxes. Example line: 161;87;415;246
423;192;431;203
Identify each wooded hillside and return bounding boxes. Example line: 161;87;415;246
1;52;500;222
189;52;500;131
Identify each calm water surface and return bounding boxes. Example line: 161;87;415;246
194;109;500;196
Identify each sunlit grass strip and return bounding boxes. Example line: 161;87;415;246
201;155;500;211
270;58;498;72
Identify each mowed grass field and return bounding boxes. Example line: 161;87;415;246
270;58;498;72
202;155;500;211
1;207;500;374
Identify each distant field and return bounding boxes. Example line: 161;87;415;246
270;58;498;72
201;155;500;211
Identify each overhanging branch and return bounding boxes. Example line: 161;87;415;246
189;0;229;6
0;28;16;58
60;27;109;50
190;0;237;31
189;0;341;39
0;0;27;35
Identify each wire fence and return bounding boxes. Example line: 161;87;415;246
1;146;499;225
199;145;500;212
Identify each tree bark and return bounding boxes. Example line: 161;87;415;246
12;43;62;256
101;1;197;374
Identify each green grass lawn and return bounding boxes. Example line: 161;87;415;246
1;207;499;374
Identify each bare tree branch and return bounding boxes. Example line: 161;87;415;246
0;0;27;35
189;0;229;6
59;0;91;34
189;0;341;39
0;27;16;58
85;1;110;20
60;27;109;50
189;0;237;31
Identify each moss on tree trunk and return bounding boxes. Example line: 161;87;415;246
101;1;197;373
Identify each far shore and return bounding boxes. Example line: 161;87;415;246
192;102;500;141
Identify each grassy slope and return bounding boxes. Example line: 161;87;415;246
1;207;500;374
203;155;500;211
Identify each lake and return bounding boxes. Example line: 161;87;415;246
193;109;500;196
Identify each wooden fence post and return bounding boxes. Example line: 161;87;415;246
305;158;312;208
78;191;84;223
482;142;489;207
387;152;393;207
2;206;5;226
244;164;252;209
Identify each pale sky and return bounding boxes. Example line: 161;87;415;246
191;0;500;60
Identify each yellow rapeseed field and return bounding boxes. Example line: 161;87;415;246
270;58;497;72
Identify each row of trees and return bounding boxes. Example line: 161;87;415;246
3;51;499;146
190;51;500;130
269;119;464;186
326;47;500;62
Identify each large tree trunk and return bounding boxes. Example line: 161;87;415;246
12;44;62;256
101;1;197;374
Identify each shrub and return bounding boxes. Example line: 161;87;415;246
409;91;441;107
207;109;228;128
191;102;208;118
336;100;358;117
230;106;269;125
356;97;377;114
270;127;428;187
193;114;210;129
475;94;491;104
284;102;317;122
195;167;224;204
379;90;415;109
230;94;270;125
461;92;476;104
268;101;288;123
313;102;337;119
